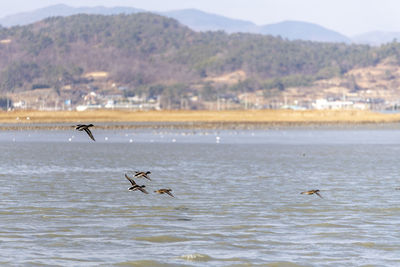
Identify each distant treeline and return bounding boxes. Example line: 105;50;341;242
1;13;400;101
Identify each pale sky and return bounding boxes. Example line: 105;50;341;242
0;0;400;36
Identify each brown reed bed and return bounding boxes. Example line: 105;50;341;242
0;109;400;130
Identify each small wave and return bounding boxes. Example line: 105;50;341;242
300;223;349;228
127;224;153;228
273;207;323;213
354;242;395;251
116;260;175;266
266;261;306;267
229;224;250;230
0;211;18;215
135;235;188;243
149;206;174;211
161;216;193;222
179;253;213;262
36;233;69;238
176;218;192;221
231;224;274;230
174;206;190;211
354;242;375;248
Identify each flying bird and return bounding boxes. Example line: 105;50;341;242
134;171;152;181
125;174;148;194
154;188;174;197
300;189;323;198
75;124;95;141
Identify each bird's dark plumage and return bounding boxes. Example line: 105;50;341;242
125;174;148;194
154;188;174;197
76;124;95;141
134;171;152;181
301;189;323;198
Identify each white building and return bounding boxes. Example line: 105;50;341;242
312;99;355;110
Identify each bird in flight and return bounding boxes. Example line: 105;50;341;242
154;188;174;197
300;189;323;198
76;124;95;141
125;174;148;194
133;171;152;181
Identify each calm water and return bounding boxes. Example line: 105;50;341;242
1;128;400;266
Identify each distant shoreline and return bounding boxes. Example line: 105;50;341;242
0;110;400;130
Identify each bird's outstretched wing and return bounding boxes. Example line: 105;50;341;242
84;128;96;141
315;191;323;198
143;174;152;181
134;172;143;177
76;124;85;130
165;190;174;197
125;174;136;186
139;187;149;194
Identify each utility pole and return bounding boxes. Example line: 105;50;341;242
284;93;287;106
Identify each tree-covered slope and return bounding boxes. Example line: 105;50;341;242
0;13;399;98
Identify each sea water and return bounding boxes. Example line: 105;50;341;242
0;127;399;266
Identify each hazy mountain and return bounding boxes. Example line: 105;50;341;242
259;21;351;43
0;4;143;27
163;11;350;43
0;13;385;93
162;9;258;33
0;4;351;44
352;31;400;46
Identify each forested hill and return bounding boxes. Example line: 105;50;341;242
0;12;400;97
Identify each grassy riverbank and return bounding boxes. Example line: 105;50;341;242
0;109;400;129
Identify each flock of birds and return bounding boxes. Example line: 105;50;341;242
75;123;174;198
76;123;324;199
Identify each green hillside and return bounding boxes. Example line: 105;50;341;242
0;12;399;106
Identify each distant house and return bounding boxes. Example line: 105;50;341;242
312;99;355;110
280;105;307;110
76;104;102;111
83;92;99;105
12;100;26;109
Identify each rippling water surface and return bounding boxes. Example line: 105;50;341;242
1;128;400;266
